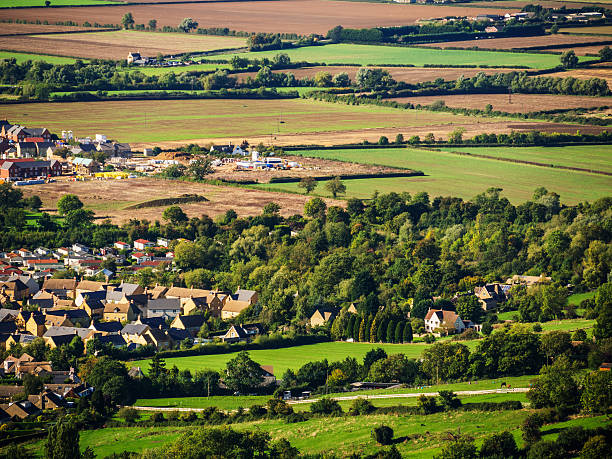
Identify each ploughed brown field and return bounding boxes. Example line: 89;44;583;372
0;0;519;35
386;93;612;113
0;30;246;60
547;66;612;86
456;0;610;8
419;34;612;52
549;45;611;56
21;177;344;224
0;23;99;35
235;65;530;84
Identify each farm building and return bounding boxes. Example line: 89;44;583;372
72;157;101;175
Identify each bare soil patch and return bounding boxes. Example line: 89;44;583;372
386;93;612;113
549;45;610;56
0;23;97;35
0;0;520;35
235;66;530;84
0;30;246;60
209;155;410;183
21;177;343;224
419;34;612;52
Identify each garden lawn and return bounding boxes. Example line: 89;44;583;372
258;147;612;204
131;341;444;376
437;145;612;175
0;51;79;64
213;44;595;69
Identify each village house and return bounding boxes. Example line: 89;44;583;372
474;283;509;311
424;309;466;335
221;289;258;319
42;278;77;298
310;308;339;328
143;298;181;319
25;313;46;337
170;314;205;337
220;323;263;343
72;157;101;175
0;279;29;303
0;159;62;179
133;239;155;251
76;280;108;296
103;301;137;323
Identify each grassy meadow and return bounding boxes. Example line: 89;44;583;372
437;145;612;174
130;341;455;376
257;147;612;204
22;410;611;458
0;51;79;64
212;44;596;69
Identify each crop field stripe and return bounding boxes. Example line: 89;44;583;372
0;50;80;64
211;43;597;69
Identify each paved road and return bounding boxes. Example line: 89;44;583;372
131;387;529;411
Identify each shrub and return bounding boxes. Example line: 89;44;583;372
350;397;375;415
166;410;179;421
150;412;165;423
438;390;461;410
180;411;198;422
372;425;394;445
527;440;564;459
267;398;293;416
284;412;307;423
521;415;542;444
117;407;139;424
479;431;518;458
310;398;342;416
248;404;267;417
423;334;436;344
556;426;588;455
533;323;542;332
580;435;610;459
417;395;438;414
481;322;493;336
572;329;587;342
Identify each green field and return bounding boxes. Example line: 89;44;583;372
255;147;612;204
539;318;595;334
0;51;79;64
0;98;475;143
1;0;116;6
568;291;596;305
126;62;231;76
22;411;610;458
130;341;453;376
212;44;596;69
23;409;530;458
437;145;612;175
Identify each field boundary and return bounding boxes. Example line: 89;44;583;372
124;194;209;209
441;148;612;176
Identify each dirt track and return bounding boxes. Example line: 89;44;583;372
0;0;519;35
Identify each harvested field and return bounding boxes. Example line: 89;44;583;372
547;67;612;86
0;30;246;60
419;34;612;52
550;45;610;56
234;65;530;84
0;0;519;35
560;26;612;35
386;93;612;113
20;177;343;224
0;23;99;35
